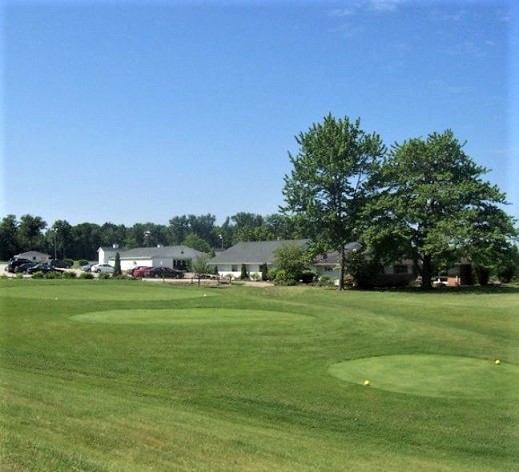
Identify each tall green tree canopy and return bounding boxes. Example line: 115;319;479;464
281;114;385;289
48;220;73;259
17;214;47;252
364;130;517;289
0;215;20;259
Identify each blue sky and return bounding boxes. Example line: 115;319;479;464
2;0;518;227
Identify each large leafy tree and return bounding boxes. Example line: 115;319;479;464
0;214;20;259
282;114;385;289
364;130;517;289
182;234;212;254
230;212;265;243
70;223;102;260
47;220;73;259
17;214;47;252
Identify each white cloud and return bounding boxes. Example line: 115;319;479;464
430;10;466;22
329;7;358;17
329;0;403;18
445;41;486;58
368;0;401;13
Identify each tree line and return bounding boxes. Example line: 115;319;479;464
0;212;304;262
2;113;517;289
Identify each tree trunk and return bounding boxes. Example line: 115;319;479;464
421;254;433;290
338;246;346;290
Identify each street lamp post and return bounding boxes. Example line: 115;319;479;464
53;228;57;259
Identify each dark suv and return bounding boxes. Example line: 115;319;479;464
6;257;32;273
50;259;72;268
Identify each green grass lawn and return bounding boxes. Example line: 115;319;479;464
1;279;518;471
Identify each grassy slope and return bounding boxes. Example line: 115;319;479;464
1;279;518;471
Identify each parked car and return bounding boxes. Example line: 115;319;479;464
146;266;185;279
81;263;93;272
91;264;114;274
127;266;149;277
27;263;63;275
131;266;151;278
14;262;38;274
50;259;72;268
6;257;32;273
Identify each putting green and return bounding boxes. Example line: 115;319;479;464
71;308;308;325
330;355;519;399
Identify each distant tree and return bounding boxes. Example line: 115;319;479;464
48;220;73;259
70;223;102;260
99;222;126;248
230;212;265;243
169;214;218;247
169;216;189;245
364;130;517;289
217;217;234;249
282;114;385;289
187;214;218;246
263;214;301;240
183;234;212;254
17;214;47;252
113;252;122;277
0;214;20;259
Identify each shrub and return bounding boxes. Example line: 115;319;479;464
274;269;298;286
345;250;384;289
98;273;111;280
240;264;249;280
272;243;309;282
45;271;62;279
113;252;122;277
266;268;278;282
112;274;129;280
62;271;76;279
260;263;269;281
79;272;94;280
474;266;491;286
301;270;317;284
318;275;333;287
32;271;45;279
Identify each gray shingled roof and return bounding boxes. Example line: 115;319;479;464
119;246;204;260
312;242;362;265
210;240;309;265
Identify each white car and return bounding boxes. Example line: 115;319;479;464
91;264;114;274
433;276;448;287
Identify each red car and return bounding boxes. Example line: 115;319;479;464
128;266;150;277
